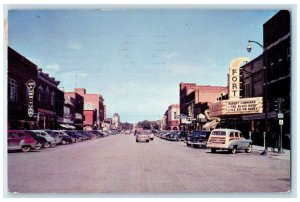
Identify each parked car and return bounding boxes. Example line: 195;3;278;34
24;130;48;150
186;130;210;148
136;130;150;143
44;130;62;144
29;130;56;148
206;129;252;154
48;130;74;144
64;130;82;142
8;130;37;152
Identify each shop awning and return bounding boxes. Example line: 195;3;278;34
60;124;76;129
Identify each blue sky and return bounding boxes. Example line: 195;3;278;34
8;9;278;123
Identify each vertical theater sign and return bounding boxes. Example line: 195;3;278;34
26;79;36;117
209;57;263;118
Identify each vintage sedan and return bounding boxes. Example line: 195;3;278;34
135;130;150;143
187;130;210;148
207;129;252;154
8;130;37;152
29;130;56;148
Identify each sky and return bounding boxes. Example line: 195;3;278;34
8;9;278;123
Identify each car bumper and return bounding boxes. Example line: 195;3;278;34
188;141;207;146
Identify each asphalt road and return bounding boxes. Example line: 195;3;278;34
7;133;290;195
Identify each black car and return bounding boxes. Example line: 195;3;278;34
24;130;47;150
186;130;210;148
64;130;82;142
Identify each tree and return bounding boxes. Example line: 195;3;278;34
120;122;133;130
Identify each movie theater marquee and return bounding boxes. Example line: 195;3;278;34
209;57;263;118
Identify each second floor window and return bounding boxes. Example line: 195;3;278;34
38;85;43;102
9;78;18;102
50;91;55;106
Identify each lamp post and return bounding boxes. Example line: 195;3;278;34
247;40;268;155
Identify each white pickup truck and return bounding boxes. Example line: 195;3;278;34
206;129;252;154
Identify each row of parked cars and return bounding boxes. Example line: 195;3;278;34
156;128;253;154
7;130;110;152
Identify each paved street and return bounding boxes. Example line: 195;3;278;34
7;134;290;194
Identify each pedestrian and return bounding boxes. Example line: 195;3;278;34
271;131;278;152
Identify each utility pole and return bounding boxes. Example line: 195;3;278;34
276;98;285;154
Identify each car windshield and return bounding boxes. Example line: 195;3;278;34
211;131;226;136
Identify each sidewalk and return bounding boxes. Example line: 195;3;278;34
251;145;290;160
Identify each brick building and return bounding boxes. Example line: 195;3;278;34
167;104;180;130
7;47;38;129
239;10;291;148
75;88;105;129
65;91;84;129
179;82;227;131
36;69;62;129
8;47;64;130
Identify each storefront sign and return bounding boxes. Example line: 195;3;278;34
228;57;249;99
26;79;36;117
209;97;263;117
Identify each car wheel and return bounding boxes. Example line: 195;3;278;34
21;146;31;152
44;142;50;148
211;148;216;153
146;140;149;142
229;148;237;154
35;143;42;150
136;139;138;142
186;143;190;146
61;140;67;145
245;144;252;153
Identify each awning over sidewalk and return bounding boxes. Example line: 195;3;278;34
60;124;76;129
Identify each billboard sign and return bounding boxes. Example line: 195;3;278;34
209;97;263;117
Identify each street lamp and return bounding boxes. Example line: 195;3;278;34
246;39;269;155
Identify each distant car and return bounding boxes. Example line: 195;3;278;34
187;130;210;148
136;130;150;143
206;129;252;154
142;130;154;140
8;130;37;152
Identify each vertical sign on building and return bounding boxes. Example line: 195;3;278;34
228;57;249;100
26;79;36;117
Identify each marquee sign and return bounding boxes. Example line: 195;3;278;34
26;79;36;117
209;97;263;117
228;57;249;99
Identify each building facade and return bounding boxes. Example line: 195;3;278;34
240;10;291;148
75;88;105;129
179;82;227;131
167;104;180;130
8;47;38;129
65;91;84;130
112;113;120;129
